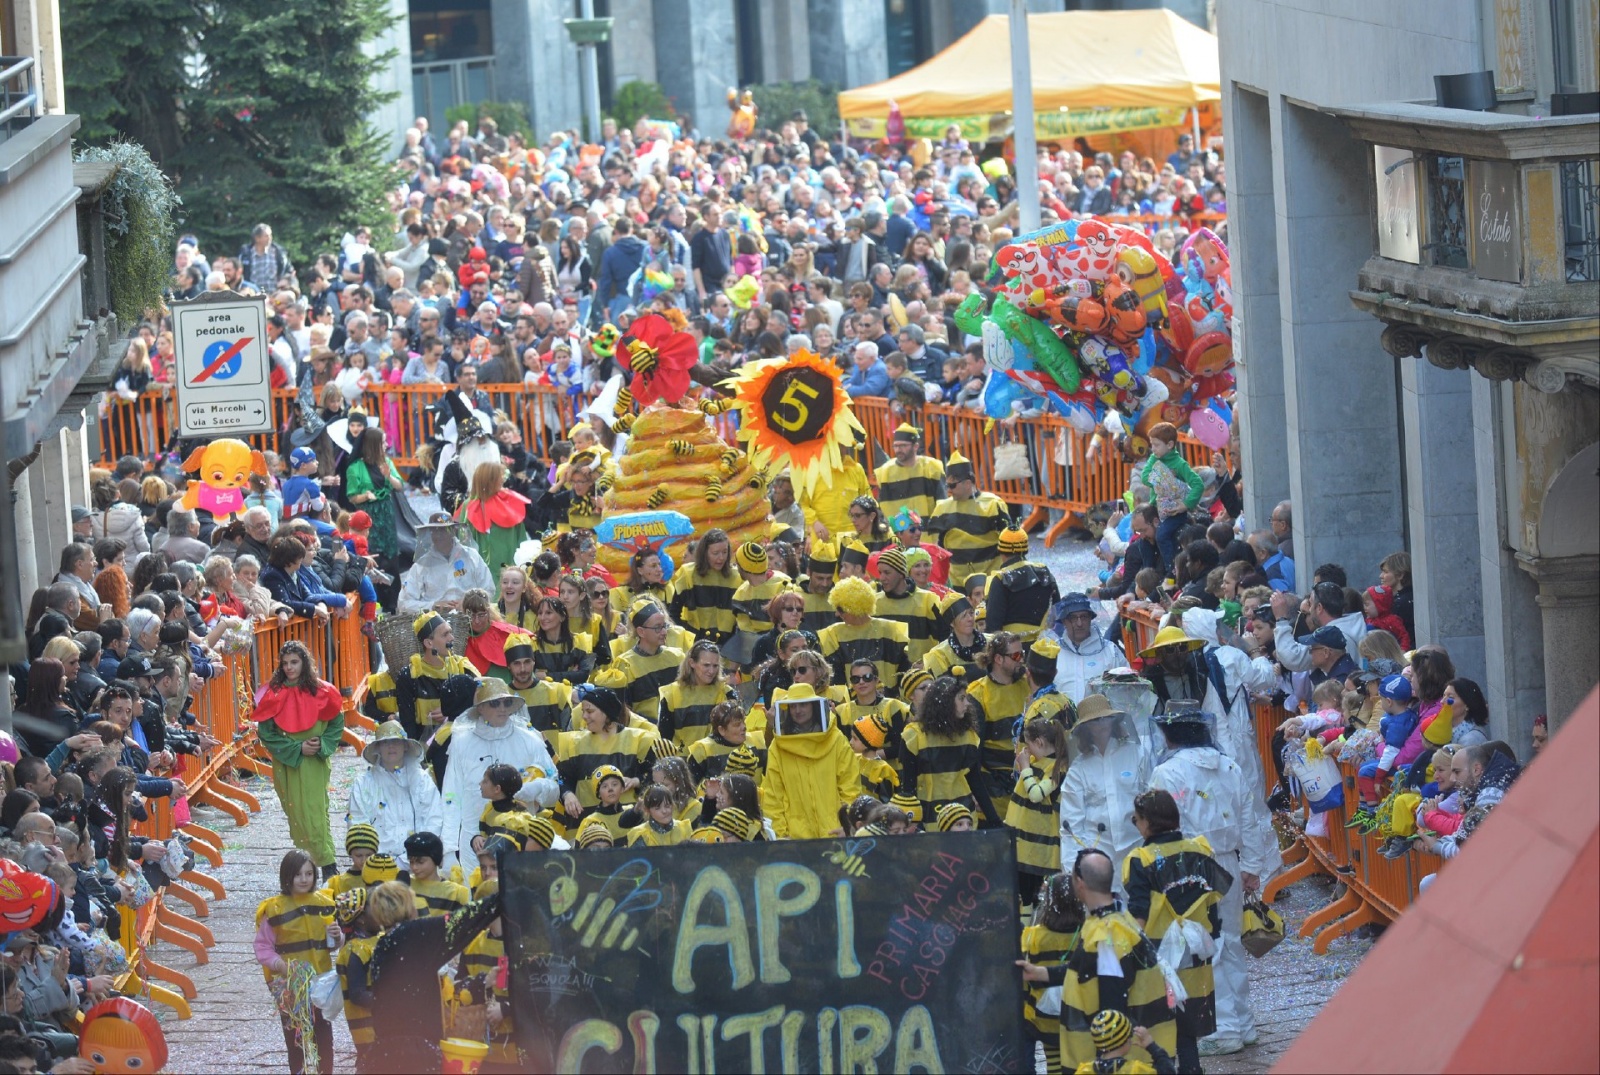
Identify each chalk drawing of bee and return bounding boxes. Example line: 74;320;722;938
548;859;663;953
826;839;876;878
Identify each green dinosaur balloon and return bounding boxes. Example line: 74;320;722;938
953;292;988;337
988;297;1083;393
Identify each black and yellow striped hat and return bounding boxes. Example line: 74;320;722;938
361;853;400;885
725;745;762;777
735;541;768;574
888;793;923;822
1090;1010;1133;1054
345;824;380;855
878;547;908;579
934;802;974;831
711;807;754;841
575;815;613;849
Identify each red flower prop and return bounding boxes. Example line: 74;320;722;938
618;313;699;407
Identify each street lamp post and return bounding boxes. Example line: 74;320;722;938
563;2;612;143
1009;0;1041;234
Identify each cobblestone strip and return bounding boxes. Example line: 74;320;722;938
159;750;364;1074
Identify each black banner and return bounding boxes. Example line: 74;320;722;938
503;830;1027;1073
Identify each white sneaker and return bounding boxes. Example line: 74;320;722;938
1199;1037;1245;1056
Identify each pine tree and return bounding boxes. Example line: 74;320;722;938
61;0;195;162
172;0;400;269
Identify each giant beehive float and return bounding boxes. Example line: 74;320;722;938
595;405;772;577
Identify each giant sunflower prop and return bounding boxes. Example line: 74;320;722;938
728;350;864;499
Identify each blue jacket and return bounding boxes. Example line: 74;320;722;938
883;213;915;262
597;235;647;305
846;359;891;398
1379;706;1419;749
1263;551;1296;593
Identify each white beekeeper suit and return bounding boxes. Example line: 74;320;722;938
398;514;496;617
1050;596;1127;704
1059;695;1149;892
1181;608;1282;879
345;721;444;857
1148;707;1271;1053
439;681;560;868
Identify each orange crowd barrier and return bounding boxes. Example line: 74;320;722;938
97;382;1222;542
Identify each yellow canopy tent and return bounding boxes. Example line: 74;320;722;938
837;9;1219;140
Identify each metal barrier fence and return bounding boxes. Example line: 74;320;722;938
98;382;1218;541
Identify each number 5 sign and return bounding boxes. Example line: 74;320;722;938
760;366;833;443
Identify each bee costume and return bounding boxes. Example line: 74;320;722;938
1042;905;1177;1071
925;452;1009;587
873;425;946;520
363;612;482;738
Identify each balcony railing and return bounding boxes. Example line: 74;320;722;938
0;56;40;145
1561;159;1600;283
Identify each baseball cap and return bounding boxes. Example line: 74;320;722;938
1379;674;1413;703
117;655;157;680
1298;624;1347;651
71;506;92;523
289;447;317;469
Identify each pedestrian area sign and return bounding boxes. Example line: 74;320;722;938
172;291;274;437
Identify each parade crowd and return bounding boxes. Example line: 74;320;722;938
6;109;1540;1075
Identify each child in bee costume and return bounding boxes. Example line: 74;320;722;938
456;879;519;1071
1074;1010;1176;1075
1122;788;1230;1075
404;832;469;919
332;888;379;1069
1020;848;1176;1073
1020;873;1084;1075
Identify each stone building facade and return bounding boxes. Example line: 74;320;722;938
1218;0;1599;743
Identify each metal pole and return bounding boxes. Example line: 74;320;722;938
1009;0;1041;234
580;0;603;143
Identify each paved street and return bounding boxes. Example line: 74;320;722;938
152;533;1369;1074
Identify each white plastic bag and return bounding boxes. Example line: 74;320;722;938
309;968;343;1019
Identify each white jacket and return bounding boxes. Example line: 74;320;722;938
439;713;559;867
1179;610;1283;877
1052;631;1127;704
345;760;444;858
95;503;150;565
398;539;496;617
1272;611;1368;673
1148;745;1275;879
1059;735;1149;885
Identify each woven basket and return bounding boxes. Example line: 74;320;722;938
375;610;471;671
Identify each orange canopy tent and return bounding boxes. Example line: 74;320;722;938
1274;689;1600;1073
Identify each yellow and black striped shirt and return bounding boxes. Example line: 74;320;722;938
605;644;685;723
668;564;740;644
965;674;1031;776
927;491;1009;587
817;618;911;696
899;723;983;815
410;876;470;919
873;585;944;665
1006;762;1063;875
657;680;739;749
336;934;379;1044
874;455;946;520
364;653;481;733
